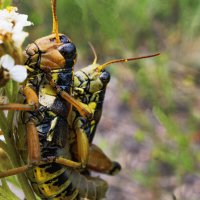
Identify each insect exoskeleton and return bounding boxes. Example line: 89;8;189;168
69;46;160;176
0;0;110;199
0;0;160;199
18;2;108;200
24;34;77;71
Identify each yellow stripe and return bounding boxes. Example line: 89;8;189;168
37;176;71;198
33;166;65;183
52;189;79;200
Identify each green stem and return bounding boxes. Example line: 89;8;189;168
3;112;36;200
0;140;8;153
0;84;36;199
0;111;7;132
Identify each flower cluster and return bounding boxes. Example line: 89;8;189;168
0;6;31;85
0;6;32;47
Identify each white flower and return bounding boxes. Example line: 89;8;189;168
0;54;27;82
12;31;29;47
0;20;12;34
0;7;33;47
0;135;4;141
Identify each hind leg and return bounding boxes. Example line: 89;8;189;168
72;118;89;168
72;142;121;175
87;144;121;175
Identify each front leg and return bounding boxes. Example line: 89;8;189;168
23;86;41;163
0;156;82;178
46;72;93;119
0;86;40;162
0;86;38;111
23;86;39;108
0;86;41;175
26;120;41;163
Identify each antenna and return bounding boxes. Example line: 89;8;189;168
96;53;160;71
88;42;97;64
51;0;60;43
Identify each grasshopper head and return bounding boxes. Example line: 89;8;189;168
24;34;77;71
75;46;160;94
24;0;77;73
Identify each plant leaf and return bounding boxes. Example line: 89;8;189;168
0;179;20;200
0;140;8;153
5;80;13;102
0;111;8;133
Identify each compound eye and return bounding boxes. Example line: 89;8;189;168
58;43;77;60
100;71;110;85
59;35;70;44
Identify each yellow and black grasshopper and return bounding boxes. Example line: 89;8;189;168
0;0;159;199
70;45;159;176
0;1;108;199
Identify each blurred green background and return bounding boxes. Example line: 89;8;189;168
6;0;200;199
